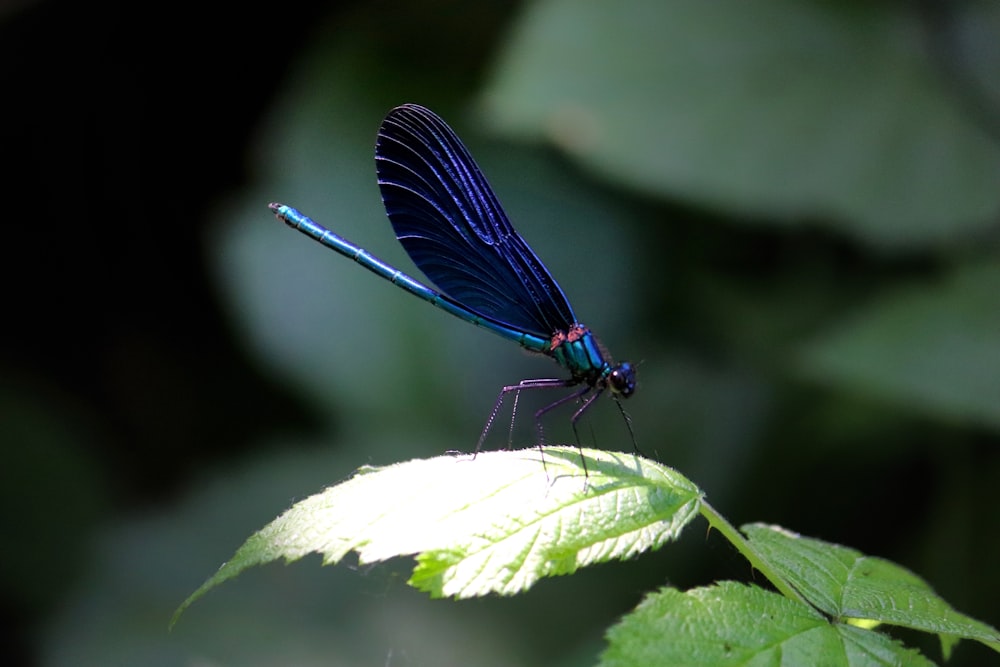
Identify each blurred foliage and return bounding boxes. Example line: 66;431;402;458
481;0;1000;248
799;259;1000;430
4;0;997;665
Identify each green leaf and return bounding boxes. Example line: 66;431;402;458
742;523;1000;654
601;581;936;667
481;0;1000;248
173;447;702;624
797;259;1000;431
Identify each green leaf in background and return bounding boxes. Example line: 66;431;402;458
481;0;1000;248
742;524;1000;655
174;447;702;623
797;260;1000;431
600;581;936;667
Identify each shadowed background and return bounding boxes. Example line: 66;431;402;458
2;0;998;665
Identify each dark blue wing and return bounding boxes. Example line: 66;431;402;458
374;104;576;338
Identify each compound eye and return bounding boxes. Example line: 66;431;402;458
608;362;636;397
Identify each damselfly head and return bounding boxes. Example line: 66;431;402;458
607;362;636;398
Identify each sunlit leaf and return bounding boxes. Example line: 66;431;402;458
742;523;1000;653
601;582;936;667
174;447;702;623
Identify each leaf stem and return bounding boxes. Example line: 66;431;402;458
699;500;808;606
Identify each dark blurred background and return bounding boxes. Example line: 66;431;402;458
2;0;998;665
